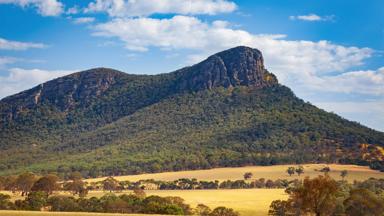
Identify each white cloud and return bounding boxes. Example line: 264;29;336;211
66;5;79;14
85;0;237;17
92;15;381;97
0;0;64;16
72;17;95;24
0;37;46;50
289;14;334;22
93;16;371;69
0;68;75;98
310;68;384;95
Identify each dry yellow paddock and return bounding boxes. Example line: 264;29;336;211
87;164;384;183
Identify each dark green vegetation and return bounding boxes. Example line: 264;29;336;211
268;175;384;216
1;46;384;177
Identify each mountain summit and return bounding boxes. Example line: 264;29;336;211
1;46;383;177
176;46;277;91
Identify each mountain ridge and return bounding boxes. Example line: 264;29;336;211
1;46;384;177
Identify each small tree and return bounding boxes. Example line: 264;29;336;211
103;177;119;192
16;172;37;196
65;172;87;196
320;166;331;174
243;172;253;180
31;174;59;195
286;167;295;176
340;170;348;181
195;203;211;216
295;166;304;176
210;206;239;216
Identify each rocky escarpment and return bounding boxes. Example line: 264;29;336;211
177;46;278;91
0;68;124;122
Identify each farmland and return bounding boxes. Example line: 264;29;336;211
87;164;384;183
2;164;383;216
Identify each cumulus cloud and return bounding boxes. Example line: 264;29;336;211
85;0;237;17
92;15;372;71
289;14;334;22
0;0;64;16
0;37;46;50
72;17;95;24
0;68;75;98
310;68;384;95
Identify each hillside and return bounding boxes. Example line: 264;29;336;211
0;46;383;177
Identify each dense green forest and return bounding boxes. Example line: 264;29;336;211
1;46;383;177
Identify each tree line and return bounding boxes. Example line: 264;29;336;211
0;190;238;216
0;172;240;215
0;171;300;193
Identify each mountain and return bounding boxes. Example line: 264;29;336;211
1;46;384;177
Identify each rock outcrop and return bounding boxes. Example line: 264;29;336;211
177;46;278;91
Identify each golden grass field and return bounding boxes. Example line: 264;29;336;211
1;189;287;216
87;163;384;183
88;189;287;216
2;164;384;216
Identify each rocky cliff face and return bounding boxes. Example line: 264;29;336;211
0;68;124;122
177;46;278;91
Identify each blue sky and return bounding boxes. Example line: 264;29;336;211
0;0;383;131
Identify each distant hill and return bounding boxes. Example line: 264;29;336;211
1;46;383;178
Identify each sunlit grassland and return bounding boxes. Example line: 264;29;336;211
2;189;287;216
2;164;383;216
87;164;384;183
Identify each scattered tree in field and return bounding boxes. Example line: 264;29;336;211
340;170;348;181
320;166;331;174
65;171;88;197
295;166;304;176
286;167;295;176
65;179;87;197
344;188;384;216
243;172;253;180
31;174;59;195
103;176;120;192
195;203;211;216
209;206;239;216
16;172;37;196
